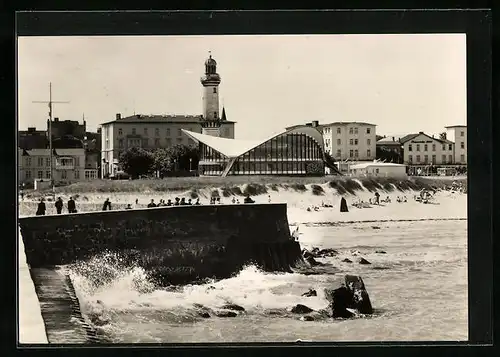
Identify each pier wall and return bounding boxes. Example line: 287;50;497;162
19;204;302;284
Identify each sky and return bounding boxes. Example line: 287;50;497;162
17;34;466;140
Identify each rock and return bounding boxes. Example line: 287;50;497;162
359;258;371;265
214;310;238;318
324;286;355;318
342;258;352;263
198;311;211;318
305;256;321;266
372;266;390;270
221;303;245;312
372;226;381;230
375;250;387;254
290;304;314;314
344;275;373;314
301;288;317;297
300;315;315;321
302;249;314;259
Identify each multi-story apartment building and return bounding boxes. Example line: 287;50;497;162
445;125;467;165
322;122;377;161
18;148;86;185
100;54;235;177
400;132;455;165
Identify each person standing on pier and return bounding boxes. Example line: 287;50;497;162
68;197;76;213
55;197;64;214
147;199;156;208
35;198;46;216
102;198;112;211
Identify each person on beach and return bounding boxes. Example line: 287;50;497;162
188;199;193;205
244;195;255;204
20;190;24;201
231;197;236;204
180;198;187;205
340;197;349;212
216;197;221;204
55;197;64;214
125;204;132;210
36;198;46;216
102;198;112;211
166;199;173;206
147;199;156;208
374;192;380;205
210;197;215;204
268;195;271;203
195;198;200;205
68;197;77;213
135;198;139;205
174;197;180;206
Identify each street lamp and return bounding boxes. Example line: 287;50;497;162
189;158;192;171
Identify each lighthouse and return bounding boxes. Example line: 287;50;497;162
200;52;222;137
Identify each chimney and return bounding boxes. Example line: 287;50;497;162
116;113;121;120
312;120;319;127
419;131;423;134
54;117;59;122
136;114;141;119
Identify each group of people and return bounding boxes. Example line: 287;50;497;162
35;196;77;216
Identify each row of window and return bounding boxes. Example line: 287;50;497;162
324;127;372;135
118;137;192;148
408;142;465;152
408;154;466;164
335;149;372;158
325;138;372;147
119;127;190;137
23;157;79;167
23;170;83;180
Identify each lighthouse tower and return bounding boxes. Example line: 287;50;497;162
200;52;222;137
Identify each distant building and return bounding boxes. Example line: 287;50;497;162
48;117;86;140
18;148;86;185
349;162;407;178
18;127;47;150
321;122;377;162
99;54;235;178
399;132;455;165
182;125;325;177
445;125;467;165
376;135;404;164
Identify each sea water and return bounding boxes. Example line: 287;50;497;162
65;219;467;343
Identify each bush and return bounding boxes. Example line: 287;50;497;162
221;187;232;197
290;183;307;192
311;184;324;196
211;189;220;198
243;183;268;196
305;161;324;176
361;178;382;193
270;184;279;191
329;180;347;195
190;189;199;199
230;186;243;196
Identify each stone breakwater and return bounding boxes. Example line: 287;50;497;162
19;204;303;285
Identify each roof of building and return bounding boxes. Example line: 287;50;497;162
101;114;236;126
445;125;467;128
349;162;407;169
377;135;404;145
182;125;324;158
399;132;454;145
322;121;377;127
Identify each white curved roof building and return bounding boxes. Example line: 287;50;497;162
182;125;325;177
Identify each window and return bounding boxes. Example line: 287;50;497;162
416;144;420;151
367;128;371;134
432;144;436;151
118;128;123;136
144;128;148;135
224;128;229;137
441;155;446;163
416;155;421;163
349;127;353;134
45;158;50;166
350;139;353;145
214;112;217;118
155;128;160;136
166;138;172;146
408;144;413;152
375;168;379;174
349;150;354;158
448;154;453;163
448;144;452;150
325;139;330;147
336;149;341;157
424;155;429;163
460;154;465;162
337;139;341;145
154;138;160;146
337;128;341;134
408;155;413;163
37;171;43;179
367;139;371;145
460;141;465;149
424;144;428;151
367;149;371;157
75;157;80;167
432;155;436;164
354;139;358;145
45;171;51;179
178;129;182;136
166;128;171;136
132;128;136;135
38;158;44;166
442;144;446;151
177;138;183;144
26;170;31;178
213;88;217;93
118;139;124;148
354;149;359;158
75;170;80;179
61;171;67;179
461;131;464;137
354;127;358;134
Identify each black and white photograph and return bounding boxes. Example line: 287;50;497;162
16;14;478;345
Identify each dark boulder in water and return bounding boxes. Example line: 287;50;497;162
302;249;314;259
305;256;321;266
372;226;381;230
300;315;315;321
290;304;314;314
359;258;371;265
198;311;211;318
317;248;339;257
375;250;387;254
342;258;352;263
301;288;317;297
221;303;245;312
324;275;373;318
215;310;238;318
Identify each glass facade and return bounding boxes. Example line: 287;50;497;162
198;132;324;176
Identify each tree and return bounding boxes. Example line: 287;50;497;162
170;144;199;171
119;147;154;178
439;132;447;140
152;148;174;176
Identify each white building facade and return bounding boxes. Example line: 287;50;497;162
445;125;467;165
400;132;455;165
322;122;376;161
349;162;407;178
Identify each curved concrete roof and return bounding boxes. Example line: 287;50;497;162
182;126;324;158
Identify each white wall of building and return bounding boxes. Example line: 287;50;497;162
446;126;467;164
323;123;376;161
349;163;407;178
402;133;455;165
